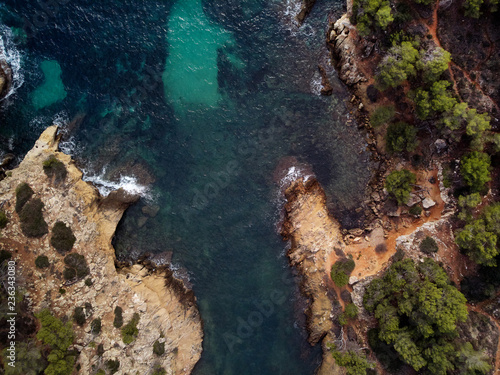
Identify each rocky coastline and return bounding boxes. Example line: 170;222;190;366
0;126;203;374
280;0;500;372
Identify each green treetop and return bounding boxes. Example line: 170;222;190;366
418;47;451;83
377;42;420;89
385;169;416;205
460;151;491;193
364;258;469;374
456;203;500;266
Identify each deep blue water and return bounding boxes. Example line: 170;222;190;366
0;1;372;374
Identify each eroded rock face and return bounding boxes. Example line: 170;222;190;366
0;126;203;375
327;14;367;86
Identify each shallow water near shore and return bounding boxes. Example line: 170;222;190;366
0;0;372;373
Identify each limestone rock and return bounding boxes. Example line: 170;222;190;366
0;126;203;375
422;197;436;209
328;15;367;86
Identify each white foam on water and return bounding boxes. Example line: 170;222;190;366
278;0;302;32
82;168;151;199
279;166;313;190
310;70;322;96
58;136;77;156
0;25;24;101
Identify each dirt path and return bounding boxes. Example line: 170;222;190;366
327;167;445;282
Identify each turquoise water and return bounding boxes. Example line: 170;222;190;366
0;1;372;374
30;60;67;109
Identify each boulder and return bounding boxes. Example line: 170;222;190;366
422;197;436;209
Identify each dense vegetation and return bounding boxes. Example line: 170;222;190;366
35;310;76;375
363;258;487;374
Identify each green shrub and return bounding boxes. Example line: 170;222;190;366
464;0;483;17
59;288;66;295
370;105;396;127
331;258;356;287
420;236;439;254
338;312;348;326
330;346;374;375
35;255;50;269
0;210;8;229
152;365;167;375
385;169;416;205
460;151;491;193
113;306;124;328
105;359;120;375
153;340;165;356
50;221;76;253
64;253;89;279
74;307;86;326
85;278;93;286
345;303;359;319
19;198;48;238
121;313;140;345
409;205;422;217
15;182;34;213
0;250;12;264
96;369;105;375
63;267;76;280
43;155;67;184
91;318;102;335
386;122;418;153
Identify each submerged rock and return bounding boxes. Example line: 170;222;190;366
296;0;317;25
0;59;12;100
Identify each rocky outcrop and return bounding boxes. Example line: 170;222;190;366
296;0;317;25
0;126;203;374
327;15;367;87
0;59;12;100
281;178;344;373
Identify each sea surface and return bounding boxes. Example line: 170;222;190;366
0;0;372;373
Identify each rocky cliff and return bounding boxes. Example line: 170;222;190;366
281;178;345;375
0;126;203;374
